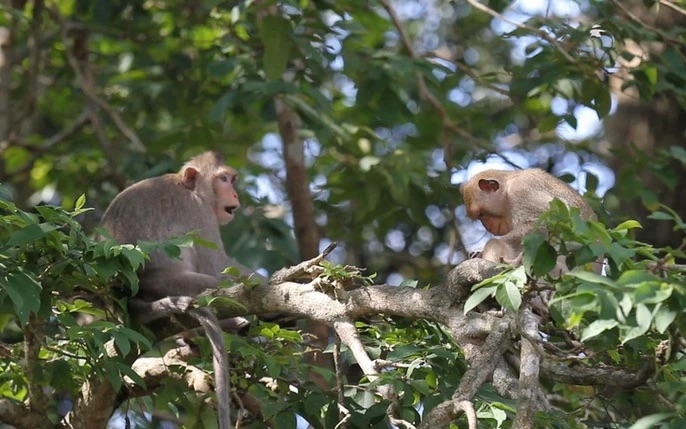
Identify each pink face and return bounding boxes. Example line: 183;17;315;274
461;175;512;237
213;167;240;225
479;215;511;236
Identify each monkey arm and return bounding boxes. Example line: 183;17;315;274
480;234;524;265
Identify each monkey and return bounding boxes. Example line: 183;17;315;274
101;151;258;429
460;168;596;268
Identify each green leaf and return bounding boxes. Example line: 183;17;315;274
264;355;281;378
221;266;241;277
304;393;329;418
670;145;686;165
537;114;560;133
495;281;521;312
112;330;131;356
118;361;147;389
621;303;652;344
120;327;153;350
274;411;297;429
522;232;546;274
533;241;557;277
644;65;658;84
647;211;674;221
654;306;677;334
75;194;86;210
121;246;146;270
628;413;673;429
580;319;618;342
260;15;293;81
595;87;611;117
201;406;219;429
565;271;616;287
7;223;45;246
613;220;642;231
616;270;659;287
464;286;497;314
2;271;42;325
585;171;599;193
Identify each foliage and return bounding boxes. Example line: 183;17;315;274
0;196;148;407
469;201;686;426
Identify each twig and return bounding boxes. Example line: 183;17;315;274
378;0;488;268
456;400;478;429
462;0;576;63
9;0;44;138
610;0;686;48
47;5;145;152
659;0;686;16
422;51;511;97
333;334;348;428
3;108;90;157
378;0;490;156
333;404;351;429
268;242;337;284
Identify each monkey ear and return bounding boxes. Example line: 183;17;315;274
478;179;500;193
181;166;199;190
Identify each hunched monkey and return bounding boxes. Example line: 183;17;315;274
102;151;255;429
460;168;596;266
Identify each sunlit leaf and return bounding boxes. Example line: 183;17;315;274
495;281;521;312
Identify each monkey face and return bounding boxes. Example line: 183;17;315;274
479;215;511;236
461;171;512;236
213;168;240;225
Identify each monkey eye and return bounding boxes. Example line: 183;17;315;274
219;174;233;183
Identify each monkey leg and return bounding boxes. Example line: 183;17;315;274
138;269;221;299
480;236;523;265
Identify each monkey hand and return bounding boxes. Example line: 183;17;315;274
129;296;197;324
468;251;482;259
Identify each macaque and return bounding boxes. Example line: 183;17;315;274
102;151;257;429
460;168;596;266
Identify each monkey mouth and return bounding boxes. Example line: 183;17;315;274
224;206;238;215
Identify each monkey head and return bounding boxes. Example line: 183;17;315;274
460;170;513;236
211;167;240;225
180;152;241;225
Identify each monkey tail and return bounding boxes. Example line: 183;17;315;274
188;307;232;429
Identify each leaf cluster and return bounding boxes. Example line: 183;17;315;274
0;195;153;402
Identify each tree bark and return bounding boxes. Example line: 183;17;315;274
275;97;330;388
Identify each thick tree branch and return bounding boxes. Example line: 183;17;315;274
124;344;212;396
116;258;655;428
275;81;328;389
512;306;547;428
23;315;49;419
541;359;653;388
